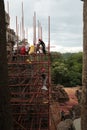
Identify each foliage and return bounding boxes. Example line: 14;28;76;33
51;52;82;87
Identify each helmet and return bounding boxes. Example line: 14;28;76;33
39;38;41;41
41;68;45;72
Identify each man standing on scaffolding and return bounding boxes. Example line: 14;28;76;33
36;39;46;54
41;68;48;90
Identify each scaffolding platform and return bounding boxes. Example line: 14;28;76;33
8;51;51;130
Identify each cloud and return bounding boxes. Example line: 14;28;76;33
4;0;83;53
50;42;83;53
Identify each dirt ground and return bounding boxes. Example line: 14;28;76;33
50;87;79;130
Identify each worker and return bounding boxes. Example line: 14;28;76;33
36;43;40;53
61;110;65;121
29;45;35;54
75;89;82;103
36;39;46;54
19;45;26;61
26;45;35;63
20;45;26;55
41;68;48;90
25;44;29;55
12;48;17;61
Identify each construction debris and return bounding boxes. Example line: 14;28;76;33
52;84;69;103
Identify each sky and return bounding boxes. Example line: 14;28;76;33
4;0;83;53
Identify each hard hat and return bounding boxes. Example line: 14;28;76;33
41;68;45;72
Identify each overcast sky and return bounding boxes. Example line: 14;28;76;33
4;0;83;53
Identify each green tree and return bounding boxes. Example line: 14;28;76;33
0;0;13;129
51;61;68;85
66;53;82;86
50;52;63;62
51;52;82;87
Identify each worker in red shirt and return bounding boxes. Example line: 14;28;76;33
20;45;26;55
